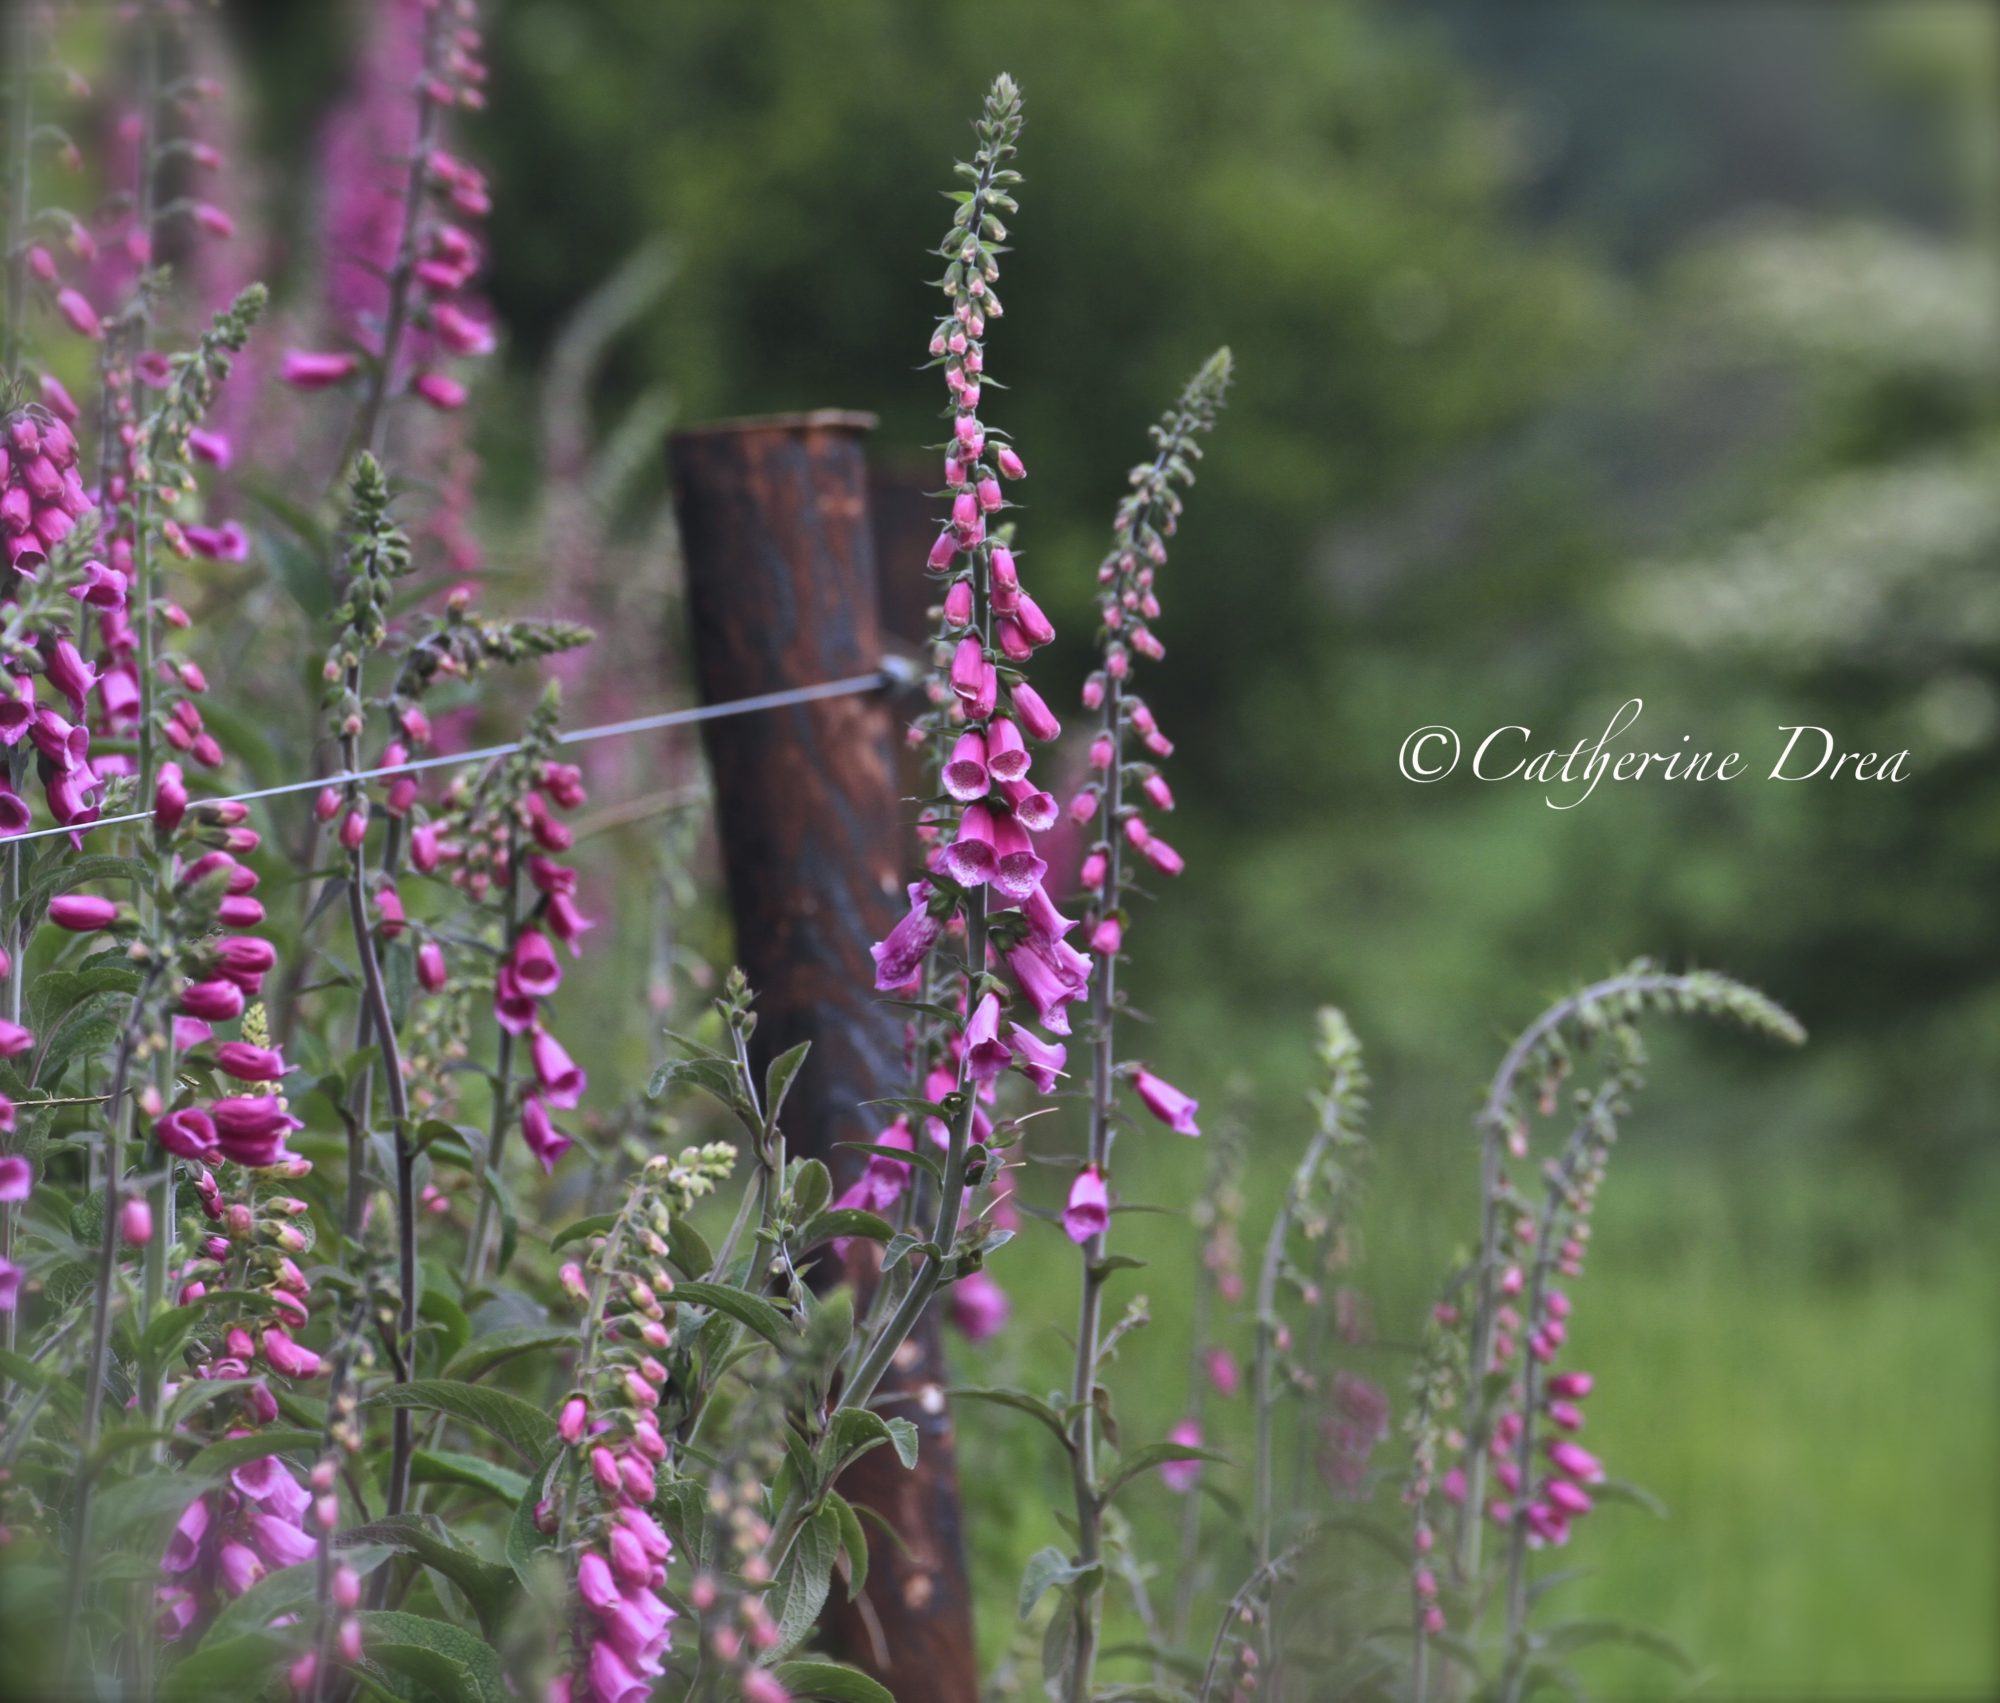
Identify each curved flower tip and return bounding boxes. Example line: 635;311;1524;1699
1160;1419;1205;1493
1130;1067;1199;1137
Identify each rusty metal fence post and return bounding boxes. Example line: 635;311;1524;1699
670;412;979;1701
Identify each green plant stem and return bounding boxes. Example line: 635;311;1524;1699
59;974;158;1684
1253;1097;1343;1569
462;842;517;1286
341;702;417;1519
1066;665;1123;1703
3;0;31;376
343;3;445;465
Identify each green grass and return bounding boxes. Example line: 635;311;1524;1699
949;1137;1999;1698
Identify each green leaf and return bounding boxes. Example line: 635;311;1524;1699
768;1504;843;1659
764;1041;812;1128
826;1489;869;1601
787;1156;831;1222
1100;1442;1230;1506
1543;1619;1699;1674
796;1208;894;1251
821;1407;919;1480
839;1137;944;1185
950;1385;1072;1450
671;1280;795;1347
20;853;141;924
358;1611;506;1703
653;1476;716;1572
1018;1545;1100;1619
550;1212;617;1254
770;1659;896;1703
158;1628;287;1703
443;1325;574;1383
411;1449;530;1506
1594;1477;1670;1519
506;1451;562;1586
418;1285;472;1371
666;1215;714;1278
363;1379;557;1463
648;1053;745;1110
183;1428;323;1481
341;1516;515;1638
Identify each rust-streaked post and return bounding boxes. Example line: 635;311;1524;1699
670;412;978;1701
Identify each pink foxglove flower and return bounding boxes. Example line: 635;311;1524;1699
47;893;117;931
949;1269;1010;1342
1130;1067;1199;1137
1160;1419;1205;1493
1061;1166;1109;1245
521;1095;572;1174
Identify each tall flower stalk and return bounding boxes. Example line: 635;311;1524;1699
856;72;1070;1408
1060;348;1231;1701
1251;1008;1367;1569
325;453;421;1515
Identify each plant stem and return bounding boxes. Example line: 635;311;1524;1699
841;887;984;1415
462;842;517;1286
343;3;446;466
1252;1096;1343;1568
3;0;32;376
59;975;158;1681
1065;663;1124;1703
126;6;176;1443
341;698;417;1518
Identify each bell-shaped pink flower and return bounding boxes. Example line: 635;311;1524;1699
1161;1419;1204;1493
942;730;989;802
1130;1068;1199;1136
530;1028;586;1108
521;1095;573;1173
990;813;1046;902
871;882;942;992
155;1108;219;1161
179;980;245;1021
417;941;448;992
511;928;563;998
1008;1024;1066;1093
941;802;996;889
494;966;538;1035
986;716;1028;782
1547;1440;1604;1483
154;761;188;832
962;992;1011;1083
1062;1166;1109;1245
281;350;359;388
215;1043;286;1084
949;1269;1009;1342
